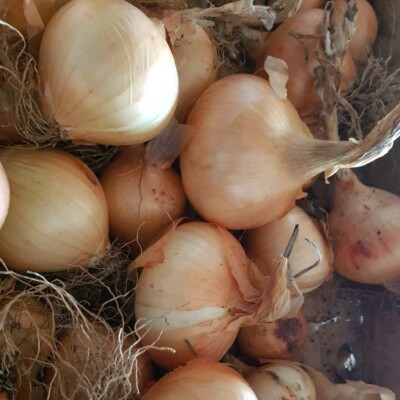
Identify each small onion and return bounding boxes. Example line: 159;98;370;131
162;11;218;122
131;221;300;370
99;145;185;254
238;310;308;360
0;147;109;272
141;362;257;400
245;361;316;400
329;169;400;285
258;9;356;119
243;206;332;293
39;0;178;145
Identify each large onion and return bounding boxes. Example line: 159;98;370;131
99;145;185;253
131;221;301;370
141;362;258;400
39;0;178;145
243;206;332;293
0;147;109;272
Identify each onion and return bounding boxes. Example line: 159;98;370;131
141;362;257;400
162;11;218;122
180;74;398;230
99;145;185;254
39;0;178;146
329;169;400;285
0;147;109;272
0;162;9;230
245;361;316;399
243;206;332;293
335;0;378;61
258;9;356;119
131;220;302;370
237;310;308;360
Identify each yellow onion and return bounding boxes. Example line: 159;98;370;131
0;147;109;272
99;145;185;254
237;310;308;360
243;206;332;293
142;362;257;400
258;9;356;119
180;74;395;230
39;0;178;146
245;361;316;400
335;0;378;61
131;220;302;370
47;324;154;399
329;169;400;285
162;11;218;122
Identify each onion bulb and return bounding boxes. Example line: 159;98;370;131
243;206;332;293
238;310;308;360
162;11;218;122
180;74;395;230
335;0;378;61
47;324;154;398
131;220;302;370
0;147;109;272
245;361;316;400
141;362;257;400
329;169;400;285
99;145;185;254
39;0;178;146
258;9;356;119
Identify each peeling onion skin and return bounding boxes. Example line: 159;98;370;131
141;362;258;400
238;310;308;360
39;0;178;145
329;169;400;285
0;162;9;230
243;207;332;293
99;145;185;254
0;148;109;272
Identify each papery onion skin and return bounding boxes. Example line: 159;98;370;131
180;74;313;230
142;362;258;400
259;9;356;119
0;148;109;272
329;169;400;285
39;0;178;145
99;145;185;254
243;206;332;293
0;162;9;230
238;310;308;360
246;361;316;400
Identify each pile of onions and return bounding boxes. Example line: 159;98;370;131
141;362;257;400
180;74;396;230
0;147;109;272
258;8;356;119
161;11;218;122
39;0;178;145
131;220;301;370
238;310;308;360
99;145;185;254
243;206;332;293
329;169;400;285
47;324;154;399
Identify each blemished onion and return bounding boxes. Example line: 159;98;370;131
131;221;302;370
245;361;316;400
39;0;178;146
0;147;109;272
99;145;185;254
141;362;257;400
237;310;308;360
335;0;378;61
180;74;398;230
243;206;332;293
329;169;400;285
258;9;356;119
162;11;218;122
